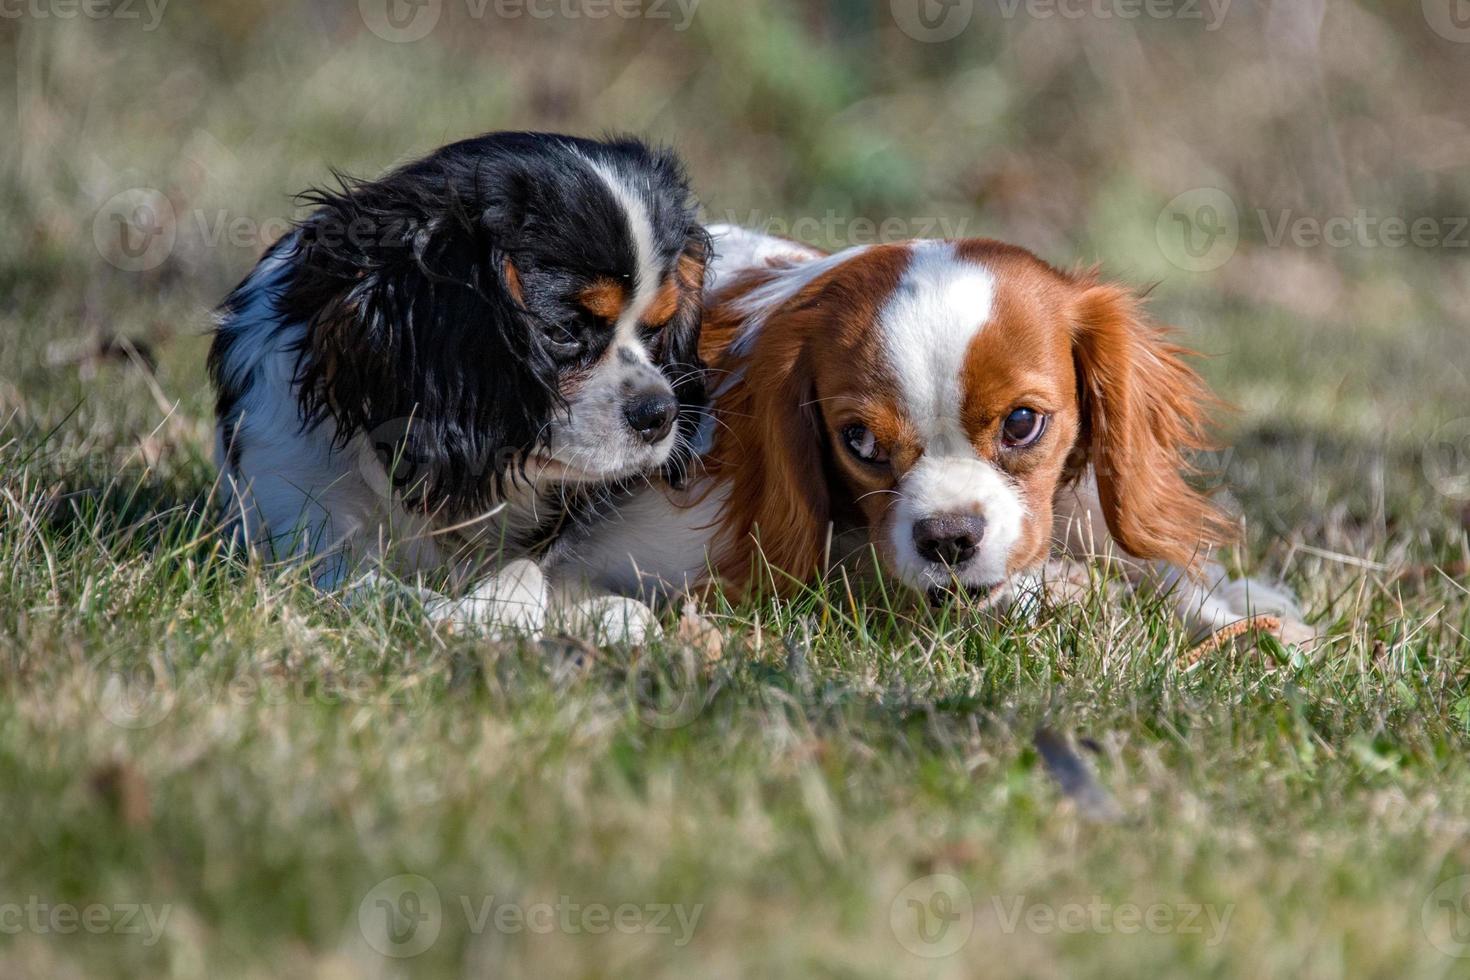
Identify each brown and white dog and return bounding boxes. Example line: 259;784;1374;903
555;226;1304;640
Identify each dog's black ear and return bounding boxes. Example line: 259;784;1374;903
660;226;711;487
281;175;558;514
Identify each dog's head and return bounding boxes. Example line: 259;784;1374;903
703;233;1231;600
278;132;708;514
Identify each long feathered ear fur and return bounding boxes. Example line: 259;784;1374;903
279;169;557;517
701;281;831;595
1069;278;1235;568
659;228;712;488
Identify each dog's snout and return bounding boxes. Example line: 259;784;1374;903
623;390;677;445
913;514;987;567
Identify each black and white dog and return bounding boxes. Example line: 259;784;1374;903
210;132;709;636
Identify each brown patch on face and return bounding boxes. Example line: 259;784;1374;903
642;252;706;330
503;258;525;305
950;243;1084;574
698;245;912;596
578;276;626;322
643;277;681;328
950;240;1231;573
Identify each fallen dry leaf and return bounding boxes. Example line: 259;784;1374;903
675;600;725;663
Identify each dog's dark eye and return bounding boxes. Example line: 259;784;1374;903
841;424;889;465
1001;407;1046;448
542;332;583;359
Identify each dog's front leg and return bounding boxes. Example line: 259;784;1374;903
422;559;550;639
545;579;663;647
1052;474;1315;645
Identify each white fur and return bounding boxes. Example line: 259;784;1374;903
546;155;680;476
215;241;445;590
554;484;729;601
423;558;549;638
875;242;1023;592
720;236;867;361
550;594;663;647
887;456;1025;591
554;227;839;597
1052;476;1311;642
582;156;662;343
879;241;995;445
706;224;823;293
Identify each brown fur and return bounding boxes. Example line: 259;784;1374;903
577;276;626;321
696;240;1232;597
1068;278;1234;568
698;248;907;594
502;258;525;305
642;253;700;328
698;273;830;592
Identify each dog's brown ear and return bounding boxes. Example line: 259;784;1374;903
1069;280;1235;568
701;289;830;596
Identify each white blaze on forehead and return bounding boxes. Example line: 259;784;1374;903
581;155;663;350
880;241;995;448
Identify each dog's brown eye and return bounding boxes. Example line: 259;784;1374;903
1001;407;1046;448
841;424;889;465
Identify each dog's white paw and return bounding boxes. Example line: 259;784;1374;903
1168;565;1316;647
425;559;549;639
556;595;663;647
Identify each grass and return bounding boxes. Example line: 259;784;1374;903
3;1;1470;976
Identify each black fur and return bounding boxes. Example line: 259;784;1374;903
209;132;708;522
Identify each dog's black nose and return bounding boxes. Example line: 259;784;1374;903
624;392;677;444
913;514;986;566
